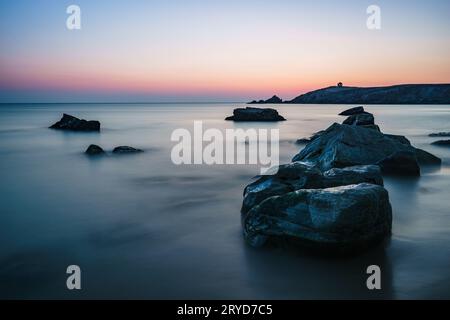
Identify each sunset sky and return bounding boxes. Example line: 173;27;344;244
0;0;449;102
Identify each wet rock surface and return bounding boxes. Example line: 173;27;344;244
242;162;384;215
243;183;392;252
292;122;439;174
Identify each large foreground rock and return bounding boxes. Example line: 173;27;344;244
50;114;100;132
242;183;392;251
292;123;441;175
225;107;285;122
242;162;383;214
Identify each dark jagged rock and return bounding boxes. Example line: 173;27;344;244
376;151;420;176
295;138;311;144
241;162;383;215
85;144;105;156
242;183;392;251
225;107;286;122
49;114;100;132
431;139;450;146
292;123;439;174
339;106;365;116
112;146;143;154
429;132;450;137
343;112;375;126
248;95;283;104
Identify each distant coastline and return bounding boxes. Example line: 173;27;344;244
249;84;450;105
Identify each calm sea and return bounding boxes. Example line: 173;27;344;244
0;103;449;299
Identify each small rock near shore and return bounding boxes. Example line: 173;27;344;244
85;144;105;155
431;139;450;146
112;146;143;154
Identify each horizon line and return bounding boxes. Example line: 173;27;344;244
0;101;247;105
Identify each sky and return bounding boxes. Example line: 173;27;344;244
0;0;449;102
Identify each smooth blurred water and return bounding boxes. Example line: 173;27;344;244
0;103;449;299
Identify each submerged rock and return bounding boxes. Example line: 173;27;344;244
242;183;392;251
431;139;450;146
338;106;365;116
85;144;105;155
292;123;439;174
241;162;383;215
112;146;143;154
50;114;100;132
225;107;286;122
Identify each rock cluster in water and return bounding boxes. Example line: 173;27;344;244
49;114;100;132
112;146;143;154
429;132;450;137
241;107;442;253
225;107;286;122
293;107;441;174
85;144;143;156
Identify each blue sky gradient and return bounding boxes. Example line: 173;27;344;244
0;0;449;102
